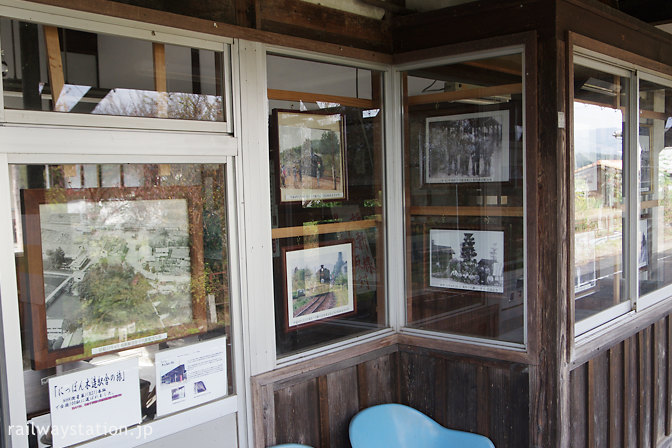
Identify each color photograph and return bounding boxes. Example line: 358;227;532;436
284;242;355;328
276;110;346;202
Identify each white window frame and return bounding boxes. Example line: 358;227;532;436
394;45;529;353
0;0;234;133
0;4;248;446
573;48;672;337
0;129;246;448
244;44;396;373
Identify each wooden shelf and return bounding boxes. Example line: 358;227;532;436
407;83;522;106
409;205;523;217
272;218;378;239
267;89;375;109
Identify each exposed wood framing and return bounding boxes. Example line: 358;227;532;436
407;83;522;106
43;26;65;110
270;218;377;239
409;205;524;217
267;89;374;108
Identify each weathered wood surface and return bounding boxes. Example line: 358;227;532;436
570;317;672;447
253;343;529;448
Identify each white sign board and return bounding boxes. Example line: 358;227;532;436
155;337;228;416
49;357;141;448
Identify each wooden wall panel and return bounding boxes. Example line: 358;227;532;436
273;378;320;447
324;367;359;448
253;344;529;448
570;364;588;447
570;318;672;448
397;345;528;448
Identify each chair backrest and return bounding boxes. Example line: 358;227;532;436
268;444;313;448
349;403;495;448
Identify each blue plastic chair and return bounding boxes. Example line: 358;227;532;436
349;403;495;448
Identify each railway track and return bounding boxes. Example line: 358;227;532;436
295;292;335;317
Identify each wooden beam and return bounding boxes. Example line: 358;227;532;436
257;0;392;53
27;0;393;64
267;89;375;109
43;26;65;111
153;42;167;118
153;42;167;92
409;205;524;217
271;219;378;239
407;83;522;106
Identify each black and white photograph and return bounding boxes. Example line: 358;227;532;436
284;242;355;328
29;192;198;356
429;229;504;293
425;109;509;183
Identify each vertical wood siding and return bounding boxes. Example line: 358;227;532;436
570;316;672;447
253;345;529;448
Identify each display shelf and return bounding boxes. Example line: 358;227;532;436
271;218;378;239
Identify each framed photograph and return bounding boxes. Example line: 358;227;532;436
428;229;504;293
639;218;649;269
425;109;509;184
574;231;597;295
639;125;652;193
21;186;207;369
283;242;355;329
273;109;347;203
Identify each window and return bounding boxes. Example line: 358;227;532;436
0;6;241;447
572;59;630;331
11;162;235;443
401;49;527;346
266;54;388;358
0;16;231;129
572;50;672;335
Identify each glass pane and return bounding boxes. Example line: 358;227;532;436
12;163;233;422
573;63;629;323
267;55;386;357
638;78;672;297
0;19;226;122
404;53;526;344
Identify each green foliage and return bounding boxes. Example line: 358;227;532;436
78;263;158;330
292;267;312;291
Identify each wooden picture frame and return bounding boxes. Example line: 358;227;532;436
21;186;207;369
282;241;356;330
427;227;505;294
425;109;510;184
273;109;347;203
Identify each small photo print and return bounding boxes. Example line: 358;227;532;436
161;364;187;385
194;381;207;394
171;386;185;401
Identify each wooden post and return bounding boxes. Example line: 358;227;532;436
153;42;168;118
43;26;65;111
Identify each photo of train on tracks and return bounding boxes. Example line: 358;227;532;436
283;241;355;329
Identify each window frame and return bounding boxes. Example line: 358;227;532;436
254;43;397;370
0;0;234;133
394;41;532;357
571;38;672;345
0;3;247;446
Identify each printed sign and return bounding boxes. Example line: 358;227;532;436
155;337;228;416
49;357;141;448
